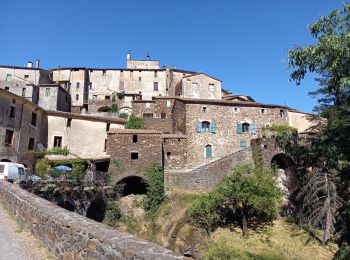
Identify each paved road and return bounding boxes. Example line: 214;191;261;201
0;204;53;260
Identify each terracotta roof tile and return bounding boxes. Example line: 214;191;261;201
108;129;162;134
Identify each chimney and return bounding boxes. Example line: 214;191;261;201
35;59;40;68
27;61;33;68
126;51;131;60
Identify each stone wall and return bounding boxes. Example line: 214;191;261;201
144;118;173;133
0;181;184;259
164;147;253;191
163;136;187;170
107;130;163;183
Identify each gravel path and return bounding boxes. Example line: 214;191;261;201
0;204;53;260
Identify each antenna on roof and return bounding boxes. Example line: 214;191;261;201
146;51;151;60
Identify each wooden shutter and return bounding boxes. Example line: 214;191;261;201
237;122;242;134
210;121;217;133
196;119;202;132
250;122;257;134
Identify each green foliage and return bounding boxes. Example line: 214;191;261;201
334;245;350;260
126;114;144;129
143;161;165;212
30;146;69;156
35;158;51;179
68;163;85;181
112;92;117;102
112;159;124;172
120;214;140;233
119;112;129;119
204;236;244;260
266;124;298;134
51;158;86;165
103;201;122;227
111;103;118;113
188;164;282;235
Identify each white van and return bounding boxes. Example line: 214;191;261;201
0;162;27;182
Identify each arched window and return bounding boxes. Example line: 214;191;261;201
205;144;213;158
161;112;166;118
242;123;250;133
202;121;210;132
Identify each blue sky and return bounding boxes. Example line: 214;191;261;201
1;0;342;112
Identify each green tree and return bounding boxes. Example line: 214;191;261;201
35;158;51;179
69;163;85;181
119;112;128;120
143;161;165;212
126;114;144;129
189;164;282;237
111;103;118;113
287;2;350;250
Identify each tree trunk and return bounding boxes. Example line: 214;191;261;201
322;173;331;246
242;206;249;238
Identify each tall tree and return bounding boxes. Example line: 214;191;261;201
287;2;350;251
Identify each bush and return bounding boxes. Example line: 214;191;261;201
126;114;144;129
68;163;85;181
103;201;122;227
334;245;350;260
143;161;165;212
119;112;128;119
266;124;297;133
204;236;245;260
111;103;118;113
35;158;51;179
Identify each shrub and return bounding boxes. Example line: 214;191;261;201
68;163;85;181
143;161;165;212
266;124;297;133
204;236;244;260
111;103;118;113
334;245;350;260
35;158;51;179
119;112;128;119
103;201;122;227
126;114;144;129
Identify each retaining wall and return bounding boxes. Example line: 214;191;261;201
0;181;184;260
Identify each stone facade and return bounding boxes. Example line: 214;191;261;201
163;135;187;170
107;129;163;183
38;84;71;112
0;181;184;259
0;89;47;172
172;98;289;169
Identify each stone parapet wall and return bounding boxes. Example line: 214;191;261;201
144;118;173;133
165;147;253;191
0;181;184;259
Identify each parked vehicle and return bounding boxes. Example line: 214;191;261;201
0;162;27;182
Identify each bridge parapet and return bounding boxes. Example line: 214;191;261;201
0;181;185;259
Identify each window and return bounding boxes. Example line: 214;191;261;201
28;138;35;150
166;152;171;159
76;94;79;100
242;123;250;133
130;70;133;78
208;83;215;93
12;99;15;104
105;96;111;101
102;70;106;76
133;135;138;143
5;86;9;91
205;145;213;159
9;106;15;119
146;102;151;108
240;140;248;148
89;82;93;90
234;107;240;113
22;88;26;97
106;123;110;132
143;113;153;118
154;71;157;77
31;112;37;126
201;121;210;132
131;152;139;160
45;88;50;97
5;130;14;146
92;95;98;100
53;136;62;147
104;139;107;151
76;82;80;88
161;112;166;118
280;109;286;117
153;82;159;91
120;70;124;78
67;118;72;127
24;75;29;79
6;74;11;81
202;106;207;112
139;77;142;81
260;108;266;114
166;100;171;107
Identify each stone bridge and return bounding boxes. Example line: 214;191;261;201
0;181;185;259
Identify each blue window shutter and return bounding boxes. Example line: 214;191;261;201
196;119;202;132
237;122;242;134
250;122;256;134
210;120;217;133
240;140;247;148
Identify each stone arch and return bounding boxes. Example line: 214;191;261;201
116;176;147;196
86;195;106;222
98;106;111;112
271;153;293;169
0;159;12;162
57;200;75;212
